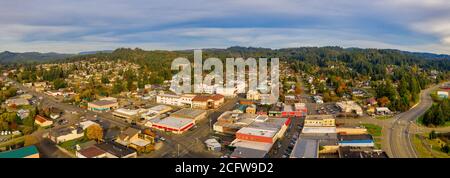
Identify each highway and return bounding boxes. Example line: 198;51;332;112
387;82;448;158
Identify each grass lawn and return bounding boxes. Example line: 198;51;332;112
361;124;382;137
412;134;449;158
58;137;89;153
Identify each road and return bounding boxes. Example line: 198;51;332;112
387;82;448;158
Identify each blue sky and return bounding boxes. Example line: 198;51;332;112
1;0;450;54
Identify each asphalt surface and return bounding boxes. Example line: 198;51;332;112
387;82;448;158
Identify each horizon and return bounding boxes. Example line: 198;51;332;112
2;45;450;56
1;0;450;54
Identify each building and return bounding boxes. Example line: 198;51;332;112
290;139;319;158
34;115;53;127
156;93;196;106
88;100;119;112
79;120;101;130
48;126;84;144
149;116;195;134
170;108;207;122
246;90;260;100
336;101;363;116
191;94;224;109
76;146;107;158
141;105;172;120
375;107;392;115
213;112;257;134
336;127;367;135
338;147;388;158
245;104;256;114
113;108;147;121
338;134;374;147
115;127;152;149
17;109;30;119
5;98;29;106
281;103;307;117
290;133;338;158
0;145;40;158
204;138;221;152
94;142;137;158
437;91;448;99
229;139;273;158
302;115;336;134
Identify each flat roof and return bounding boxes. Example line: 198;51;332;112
153;117;194;129
89;100;117;106
230;139;273;151
302;126;337;134
290;139;319;158
237;127;277;138
114;108;138;116
0;145;39;158
171;108;206;119
230;147;268;158
149;105;172;112
95;142;135;157
305;115;334;120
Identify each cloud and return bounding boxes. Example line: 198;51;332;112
0;0;449;54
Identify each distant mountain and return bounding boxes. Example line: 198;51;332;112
78;50;113;55
0;51;74;63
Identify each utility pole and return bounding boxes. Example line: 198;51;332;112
177;144;180;158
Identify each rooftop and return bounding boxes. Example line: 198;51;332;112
0;145;39;158
171;108;206;119
305;114;334;120
77;146;106;158
89;100;117;106
290;139;319;158
95;142;136;157
153;117;194;129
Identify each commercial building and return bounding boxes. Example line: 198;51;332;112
281;103;307;117
336;101;363;116
302;115;336;134
0;145;40;158
141;105;172;120
76;146;107;158
338;147;388;158
290;133;338;158
88;99;119;112
170;108;207;122
191;94;224;109
79;120;101;130
229;139;273;158
156;93;196;107
338;134;374;147
113;108;147;121
149;116;195;134
336;127;368;135
34;115;53;127
5;98;29;106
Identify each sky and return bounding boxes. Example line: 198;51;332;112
0;0;450;54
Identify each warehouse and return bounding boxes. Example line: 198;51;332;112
150;117;195;134
170;108;207;122
141;105;172;120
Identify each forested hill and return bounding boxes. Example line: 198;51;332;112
0;51;73;63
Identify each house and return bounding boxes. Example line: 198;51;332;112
76;146;107;158
94;142;137;158
0;145;40;158
375;107;392;115
17;109;30;119
48;126;84;144
437;91;448;99
34;115;53;127
191;94;224;109
115;127;152;149
366;97;378;106
88;100;119;112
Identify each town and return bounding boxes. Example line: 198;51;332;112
0;47;448;158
